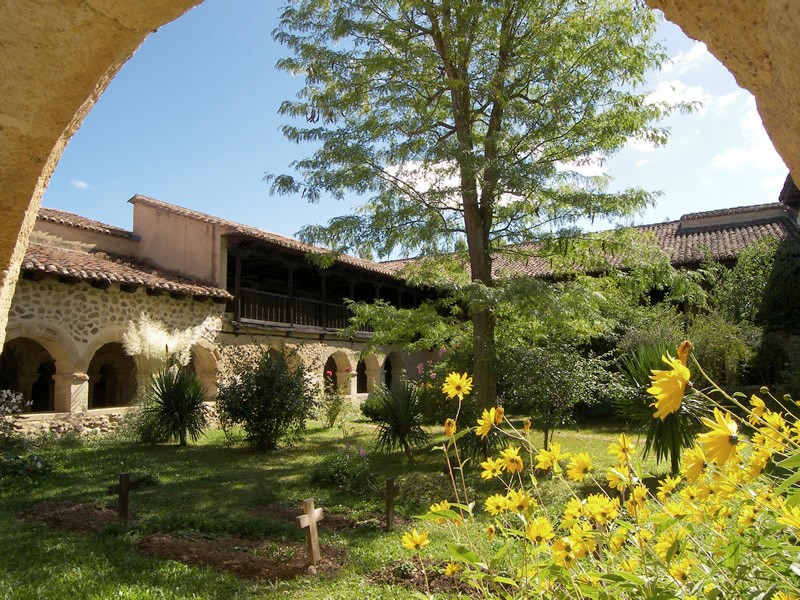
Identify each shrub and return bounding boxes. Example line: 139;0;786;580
687;311;758;386
0;389;26;447
0;451;49;480
310;443;374;496
616;343;706;474
143;367;207;446
216;348;316;451
370;383;429;465
318;379;348;429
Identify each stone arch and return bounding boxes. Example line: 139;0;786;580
87;342;136;408
5;321;79;374
0;337;56;412
383;351;404;390
362;353;384;395
80;326;129;373
322;350;353;397
186;338;219;399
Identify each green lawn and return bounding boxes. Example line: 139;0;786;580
0;420;665;599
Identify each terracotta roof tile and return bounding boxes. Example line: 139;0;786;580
22;243;231;301
38;207;138;239
129;195;397;277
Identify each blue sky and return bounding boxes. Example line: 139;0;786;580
43;1;788;256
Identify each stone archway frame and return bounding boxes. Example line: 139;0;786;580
322;349;356;400
190;338;221;400
383;350;405;390
361;352;385;395
5;320;83;412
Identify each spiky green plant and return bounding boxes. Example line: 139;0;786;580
370;382;429;465
616;344;707;474
144;368;207;446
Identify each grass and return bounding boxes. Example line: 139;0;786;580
0;418;666;599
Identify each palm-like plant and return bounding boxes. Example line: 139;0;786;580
144;367;207;446
617;344;707;474
371;382;429;465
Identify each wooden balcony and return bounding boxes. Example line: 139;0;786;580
236;287;370;332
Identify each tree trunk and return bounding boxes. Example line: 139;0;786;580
472;309;497;409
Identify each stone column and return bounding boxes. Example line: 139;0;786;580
365;367;384;394
17;368;38;407
337;370;356;402
53;372;89;413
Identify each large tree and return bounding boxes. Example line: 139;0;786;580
268;0;677;407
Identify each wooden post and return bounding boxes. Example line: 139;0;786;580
296;498;324;566
287;267;295;326
320;274;328;328
118;472;130;521
384;478;400;532
233;252;242;322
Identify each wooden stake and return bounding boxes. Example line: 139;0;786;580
384;478;400;532
296;498;324;566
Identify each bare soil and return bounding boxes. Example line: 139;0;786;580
136;534;345;581
370;558;478;597
23;501;130;534
251;502;410;532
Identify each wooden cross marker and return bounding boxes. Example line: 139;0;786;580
296;498;324;566
113;472;130;521
384;478;400;532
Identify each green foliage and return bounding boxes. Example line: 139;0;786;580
318;379;348;429
687;312;759;386
369;383;429;465
614;303;685;356
0;390;26;447
0;451;49;480
143;368;208;446
309;443;375;497
616;344;706;473
216;349;316;451
498;343;620;448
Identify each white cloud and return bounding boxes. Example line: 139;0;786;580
661;42;712;75
70;179;90;190
646;79;709;114
556;153;608;177
762;174;786;191
712;97;787;172
635;159;650;168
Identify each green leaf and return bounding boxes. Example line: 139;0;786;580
723;541;741;571
775;469;800;495
776;452;800;469
447;544;484;568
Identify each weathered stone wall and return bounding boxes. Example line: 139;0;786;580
7;278;225;372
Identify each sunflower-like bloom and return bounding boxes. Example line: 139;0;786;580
480;457;505;480
505;488;533;513
443;562;461;576
608;433;635;466
485;524;496;541
777;505;800;532
401;528;430;551
493;405;505;425
484;493;508;515
526;516;555;545
500;445;524;473
584;493;619;526
522;417;532;433
681;444;707;482
443;418;457;437
441;372;473;401
475;408;496;439
566;452;592;482
606;465;630;492
647;354;691;420
535;442;570;471
698;408;738;465
656;475;682;502
748;394;766;425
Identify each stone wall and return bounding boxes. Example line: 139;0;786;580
8;278;224;372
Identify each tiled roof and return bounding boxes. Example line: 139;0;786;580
129;195;398;277
38;207;138;240
382;203;800;278
21;243;231;301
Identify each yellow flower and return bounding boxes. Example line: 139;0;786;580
494;405;505;425
500;445;524;473
677;340;692;365
401;528;430;552
777;505;800;532
647;354;690;420
443;562;461;576
505;488;533;513
480;457;505;480
535;442;570;471
429;500;450;513
584;493;619;525
522;417;532;433
619;557;640;572
484;493;508;516
681;445;707;482
475;408;496;439
526;517;555;545
441;372;473;401
485;524;496;541
668;557;694;585
443;418;457;437
698;408;738;466
773;592;799;600
656;475;681;502
551;537;579;569
748;394;766;424
566;452;592;482
606;465;630;492
608;433;635;466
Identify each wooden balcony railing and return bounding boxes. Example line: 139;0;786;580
237;287;369;332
